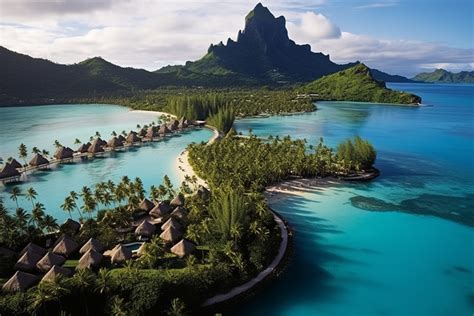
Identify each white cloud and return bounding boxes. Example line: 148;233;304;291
287;12;341;40
356;1;399;9
0;0;472;76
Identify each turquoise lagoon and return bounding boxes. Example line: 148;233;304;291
233;83;474;315
0;104;212;221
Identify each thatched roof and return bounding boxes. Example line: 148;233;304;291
171;206;188;220
20;243;47;256
170;119;179;128
79;238;104;254
136;243;147;257
168;123;178;131
54;146;74;160
97;138;107;146
117;135;126;142
107;136;123;148
0;163;20;179
88;139;104;154
135;220;156;237
53;236;79;257
159;226;183;244
184;119;192;126
76;249;103;270
61;218;81;232
170;239;196;258
76;142;91;153
36;252;66;272
41;265;72;283
158;124;171;135
2;271;39;292
161;217;182;231
138;128;147;137
9;159;22;169
145;126;156;139
14;251;43;271
29;153;49;167
103;244;120;257
126;132;141;143
149;202;172;218
196;186;210;200
110;245;132;264
139;198;155;212
170;194;185;207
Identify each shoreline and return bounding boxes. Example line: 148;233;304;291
129;109;176;118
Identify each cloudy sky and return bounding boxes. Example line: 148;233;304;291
0;0;472;77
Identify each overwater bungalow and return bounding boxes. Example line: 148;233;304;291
79;237;104;254
14;251;43;272
41;265;72;283
61;218;81;233
117;134;126;143
159;226;183;244
170;239;196;258
149;201;172;219
20;243;47;256
170;194;185;207
126;131;141;144
76;142;91;153
107;136;124;148
158;124;171;135
0;162;21;180
138;128;147;138
53;236;79;257
110;244;132;264
54;146;74;160
161;217;182;231
170;206;188;220
2;271;39;292
145;126;156;139
9;159;23;169
135;220;156;238
88;139;104;154
76;249;103;270
168;122;178;131
29;153;49;168
139;198;155;212
97;138;108;146
36;252;66;272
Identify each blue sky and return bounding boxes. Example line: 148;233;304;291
0;0;472;76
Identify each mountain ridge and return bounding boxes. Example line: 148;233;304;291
412;68;474;83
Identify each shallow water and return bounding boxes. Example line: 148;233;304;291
233;83;474;315
0;104;212;222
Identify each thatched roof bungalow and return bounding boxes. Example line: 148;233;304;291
36;252;66;272
41;265;72;283
110;245;132;264
138;128;147;138
196;186;210;200
53;236;79;257
159;226;183;244
2;271;39;292
79;238;104;255
117;134;126;143
29;153;49;167
149;201;172;219
61;218;81;233
20;243;47;256
88;139;104;154
158;124;171;135
76;249;103;270
135;220;156;238
76;142;91;153
170;194;185;207
9;159;22;169
107;136;123;148
136;243;147;257
170;239;196;258
54;146;74;160
171;206;188;220
97;138;107;146
161;217;182;231
139;198;155;212
145;126;156;139
103;244;120;257
126;131;141;143
14;251;43;271
0;163;21;179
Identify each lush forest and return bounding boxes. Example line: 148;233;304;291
412;68;474;83
304;64;422;105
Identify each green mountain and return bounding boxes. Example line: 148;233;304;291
370;68;415;83
305;64;421;105
412;69;474;83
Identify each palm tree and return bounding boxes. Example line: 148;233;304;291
110;296;128;316
10;186;22;209
95;268;112;295
121;130;127;136
15;208;30;232
74;269;94;316
31;202;46;229
111;131;117;137
74;138;82;145
136;124;141;129
68;191;82;218
53;140;62;149
43;215;58;233
95;131;101;138
32;146;41;154
61;196;75;219
25;187;38;208
167;298;186;316
18;143;28;165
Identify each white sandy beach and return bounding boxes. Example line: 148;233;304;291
130;109;176;118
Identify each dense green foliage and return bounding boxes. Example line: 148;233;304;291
188;135;377;192
206;107;235;133
304;64;422;104
166;94;227;120
337;136;377;171
412;68;474;83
